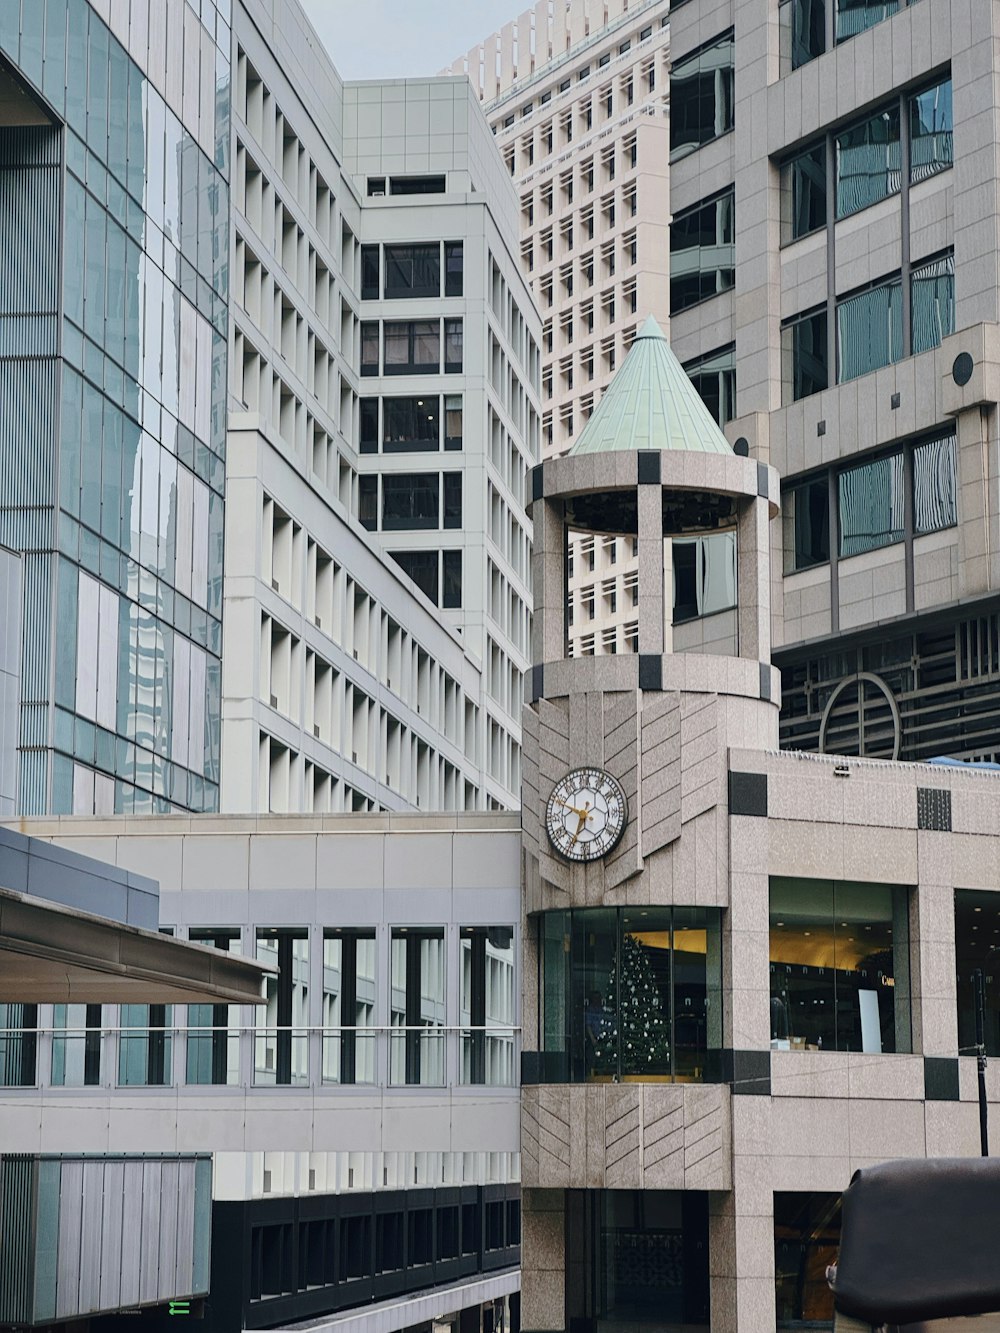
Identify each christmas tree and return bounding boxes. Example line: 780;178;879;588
592;932;671;1077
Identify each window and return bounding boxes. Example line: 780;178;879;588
359;398;378;454
775;1193;841;1328
538;907;722;1083
785;475;830;571
913;433;957;534
323;929;376;1084
383;397;439;452
444;395;463;450
51;1004;101;1086
780;0;825;70
444;318;463;373
0;1005;36;1087
382;473;440;530
390;928;445;1085
255;930;309;1085
782;141;826;241
391;550;439;603
670;188;735;314
444;472;462;529
361;321;380;376
461;926;515;1085
782;307;828;402
684;344;736;425
838;450;904;556
837;274;902;382
384;243;440;299
770;877;911;1053
672;533;737;622
389;175;445;195
835;104;901;219
910;78;953;183
187;930;241;1085
442;550;462;608
837;0;899;44
361;245;379;300
911;251;955;356
955;890;1000;1059
669;31;735;161
359;475;377;531
384;320;439;375
445;241;464;296
119;1004;171;1086
367;177;386;196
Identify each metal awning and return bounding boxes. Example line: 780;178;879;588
0;886;273;1004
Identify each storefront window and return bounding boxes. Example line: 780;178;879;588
769;878;911;1053
539;907;722;1083
566;1191;710;1331
955;890;1000;1059
774;1192;841;1329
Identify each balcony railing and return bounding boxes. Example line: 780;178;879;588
0;1023;521;1091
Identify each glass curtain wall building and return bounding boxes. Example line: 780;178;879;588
0;0;230;814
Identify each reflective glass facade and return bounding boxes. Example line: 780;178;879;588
0;0;230;814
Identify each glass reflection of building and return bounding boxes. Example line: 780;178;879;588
0;0;230;814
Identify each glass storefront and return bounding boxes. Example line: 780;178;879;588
955;889;1000;1059
539;907;722;1083
770;878;911;1053
566;1190;710;1332
775;1192;841;1330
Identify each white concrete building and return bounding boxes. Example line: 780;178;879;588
446;0;672;660
222;0;541;816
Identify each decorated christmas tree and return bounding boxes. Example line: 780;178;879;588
592;932;671;1076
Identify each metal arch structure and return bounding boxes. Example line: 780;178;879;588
818;670;902;761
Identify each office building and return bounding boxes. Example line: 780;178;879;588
668;0;1000;764
0;0;231;817
223;0;540;815
0;0;539;820
446;0;671;658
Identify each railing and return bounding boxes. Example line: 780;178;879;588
0;1024;521;1092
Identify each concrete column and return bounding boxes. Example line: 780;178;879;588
737;496;771;663
530;498;566;666
520;1188;565;1332
711;1126;778;1333
637;485;665;656
955;406;1000;599
912;872;959;1057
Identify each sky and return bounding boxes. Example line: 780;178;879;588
300;0;521;81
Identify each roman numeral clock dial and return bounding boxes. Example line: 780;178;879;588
545;767;628;863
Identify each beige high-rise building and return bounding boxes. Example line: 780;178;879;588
446;0;674;658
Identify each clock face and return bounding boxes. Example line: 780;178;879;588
545;767;628;863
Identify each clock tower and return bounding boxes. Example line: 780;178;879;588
519;316;780;1333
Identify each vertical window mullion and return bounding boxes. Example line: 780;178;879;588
900;93;912;358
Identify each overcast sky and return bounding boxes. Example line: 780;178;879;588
300;0;520;81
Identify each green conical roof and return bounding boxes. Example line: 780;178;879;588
568;315;734;456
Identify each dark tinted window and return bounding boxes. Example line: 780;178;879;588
784;141;826;240
361;322;380;376
361;245;379;300
781;307;828;402
836;104;901;219
384;243;440;299
443;551;462;608
910;78;953;183
443;472;462;529
359;398;378;453
836;0;899;44
669;30;735;161
672;541;699;622
669;189;735;314
445;241;464;297
788;475;830;570
383;397;439;452
389;175;446;195
444;395;463;450
359;475;377;530
684;344;736;425
444;318;463;373
391;550;438;603
384;321;439;375
382;473;439;530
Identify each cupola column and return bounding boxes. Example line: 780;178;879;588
530;494;566;665
737;493;772;662
637;482;667;656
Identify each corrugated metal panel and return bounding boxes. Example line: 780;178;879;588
0;1156;37;1323
1;1155;212;1323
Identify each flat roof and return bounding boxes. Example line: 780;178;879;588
0;886;273;1004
